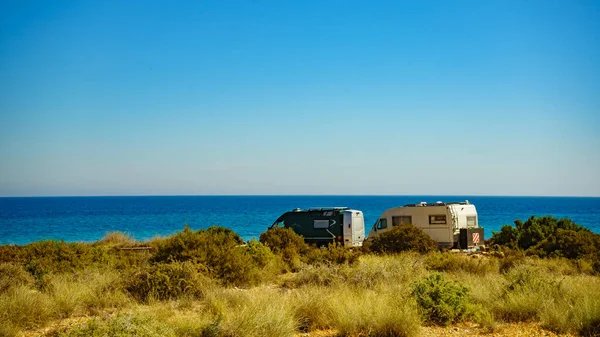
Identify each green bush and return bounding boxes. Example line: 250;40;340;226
411;273;470;325
152;225;243;263
489;216;589;250
245;240;277;268
124;261;213;302
369;224;438;254
0;263;33;293
537;228;600;259
0;239;144;275
305;243;361;266
150;226;269;286
489;216;600;268
259;226;308;270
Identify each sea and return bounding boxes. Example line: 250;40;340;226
0;196;599;246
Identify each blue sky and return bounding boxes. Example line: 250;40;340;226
0;0;599;196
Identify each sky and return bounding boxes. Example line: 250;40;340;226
0;0;599;197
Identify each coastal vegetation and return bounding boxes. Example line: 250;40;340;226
1;216;599;337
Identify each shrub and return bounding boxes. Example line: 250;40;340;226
151;226;268;286
537;229;600;260
124;261;213;302
95;232;136;247
259;226;308;270
0;263;33;293
369;224;438;254
489;216;590;251
305;243;361;266
245;239;278;268
411;273;470;325
152;225;243;263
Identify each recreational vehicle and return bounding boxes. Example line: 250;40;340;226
368;201;483;249
270;207;365;247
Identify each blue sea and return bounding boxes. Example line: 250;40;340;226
1;196;599;245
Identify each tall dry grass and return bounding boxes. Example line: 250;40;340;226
2;229;599;337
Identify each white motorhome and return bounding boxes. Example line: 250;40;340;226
367;200;483;249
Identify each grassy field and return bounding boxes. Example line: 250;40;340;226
1;225;599;337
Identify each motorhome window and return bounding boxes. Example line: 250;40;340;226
392;216;412;226
376;218;388;229
314;220;330;229
467;216;477;227
429;215;446;224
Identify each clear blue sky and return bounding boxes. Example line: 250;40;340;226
0;0;598;196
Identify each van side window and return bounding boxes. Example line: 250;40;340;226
392;216;412;226
376;218;388;229
429;215;446;224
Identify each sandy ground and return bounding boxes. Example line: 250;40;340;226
20;315;575;337
295;323;575;337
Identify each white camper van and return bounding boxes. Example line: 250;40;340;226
367;200;483;249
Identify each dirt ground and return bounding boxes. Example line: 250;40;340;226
295;322;575;337
22;318;575;337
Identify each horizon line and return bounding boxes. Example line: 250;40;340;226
1;194;599;198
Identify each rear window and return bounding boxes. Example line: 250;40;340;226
467;216;477;227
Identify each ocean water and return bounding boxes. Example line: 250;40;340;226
0;196;599;245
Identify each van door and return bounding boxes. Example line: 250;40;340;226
343;210;364;247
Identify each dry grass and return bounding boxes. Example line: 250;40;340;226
2;238;598;337
96;232;136;247
327;285;421;337
0;286;57;334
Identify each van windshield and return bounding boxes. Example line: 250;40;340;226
376;218;388;230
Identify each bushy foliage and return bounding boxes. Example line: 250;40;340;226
95;232;136;247
369;224;438;254
151;226;276;286
489;216;600;267
152;225;243;263
411;273;470;325
305;243;361;266
259;226;308;269
0;240;112;273
537;228;600;259
245;239;278;268
0;263;33;293
124;261;212;302
490;215;588;250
